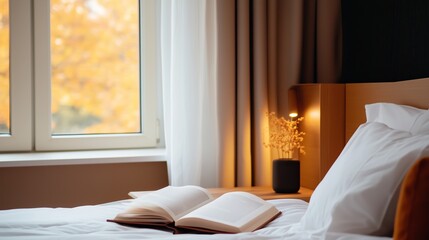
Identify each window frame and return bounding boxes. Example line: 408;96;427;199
0;0;32;151
1;0;160;152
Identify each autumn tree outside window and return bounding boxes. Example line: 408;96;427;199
0;0;159;152
0;0;9;135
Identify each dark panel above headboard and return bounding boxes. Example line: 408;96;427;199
341;0;429;83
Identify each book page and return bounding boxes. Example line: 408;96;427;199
176;191;280;233
125;185;213;222
115;202;171;223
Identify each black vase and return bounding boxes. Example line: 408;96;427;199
272;159;300;193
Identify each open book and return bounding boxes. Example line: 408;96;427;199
109;185;280;234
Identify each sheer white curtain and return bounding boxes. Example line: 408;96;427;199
160;0;219;187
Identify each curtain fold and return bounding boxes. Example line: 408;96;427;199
161;0;219;187
216;0;342;187
161;0;341;188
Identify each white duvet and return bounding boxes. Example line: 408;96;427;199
0;199;391;240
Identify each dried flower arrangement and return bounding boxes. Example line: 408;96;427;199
265;112;305;159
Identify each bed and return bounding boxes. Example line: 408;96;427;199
1;79;428;240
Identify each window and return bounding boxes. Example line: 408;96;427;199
50;0;142;135
0;0;32;151
1;0;160;152
0;0;9;135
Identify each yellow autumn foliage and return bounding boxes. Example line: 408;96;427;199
1;0;142;134
0;0;9;131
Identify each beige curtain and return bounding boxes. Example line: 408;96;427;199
215;0;342;187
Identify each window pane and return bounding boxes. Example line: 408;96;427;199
0;0;9;134
50;0;140;135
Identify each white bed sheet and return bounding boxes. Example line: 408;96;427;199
0;199;392;240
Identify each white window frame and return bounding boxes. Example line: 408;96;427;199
0;0;32;151
1;0;160;152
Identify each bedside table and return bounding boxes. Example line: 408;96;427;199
129;186;313;202
207;186;313;202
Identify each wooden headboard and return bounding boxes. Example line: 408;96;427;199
292;78;429;189
345;78;429;140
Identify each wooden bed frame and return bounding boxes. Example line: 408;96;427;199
292;78;429;189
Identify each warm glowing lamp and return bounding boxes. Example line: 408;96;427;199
289;112;298;118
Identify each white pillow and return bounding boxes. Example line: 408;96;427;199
365;103;426;132
410;111;429;135
298;122;429;236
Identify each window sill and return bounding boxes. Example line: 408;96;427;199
0;148;166;167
